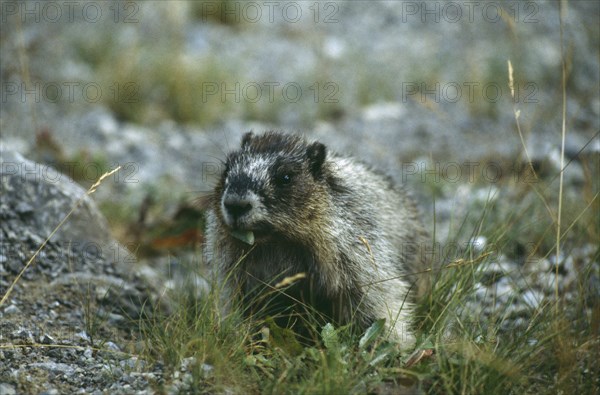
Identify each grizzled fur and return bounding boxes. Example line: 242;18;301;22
204;131;429;346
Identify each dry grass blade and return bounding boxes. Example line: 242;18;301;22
555;0;569;304
404;348;435;368
274;273;307;289
507;59;538;183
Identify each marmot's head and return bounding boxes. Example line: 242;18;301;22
214;132;329;244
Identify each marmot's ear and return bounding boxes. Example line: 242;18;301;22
241;131;254;148
307;142;326;177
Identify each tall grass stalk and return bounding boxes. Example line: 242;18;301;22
555;0;569;304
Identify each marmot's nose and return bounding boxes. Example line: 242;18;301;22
224;196;253;220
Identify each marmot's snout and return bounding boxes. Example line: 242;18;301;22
223;193;253;220
221;189;261;230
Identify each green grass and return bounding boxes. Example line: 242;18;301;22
134;253;598;393
139;278;413;394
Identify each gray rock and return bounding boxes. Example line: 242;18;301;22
2;304;19;315
39;334;56;344
30;362;77;376
0;383;17;395
0;150;137;281
75;331;91;342
1;150;112;244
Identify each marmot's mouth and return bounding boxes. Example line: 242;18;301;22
230;219;273;233
229;228;274;245
228;221;274;244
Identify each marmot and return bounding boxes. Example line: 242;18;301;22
204;131;429;347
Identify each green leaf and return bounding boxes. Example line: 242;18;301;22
265;317;303;355
359;319;386;350
321;323;339;350
368;344;395;366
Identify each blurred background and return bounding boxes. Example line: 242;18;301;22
1;0;598;261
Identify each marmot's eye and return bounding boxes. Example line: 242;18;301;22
275;173;293;186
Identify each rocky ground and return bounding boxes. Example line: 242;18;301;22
1;1;598;393
1;150;161;394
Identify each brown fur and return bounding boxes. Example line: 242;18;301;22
204;131;430;346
